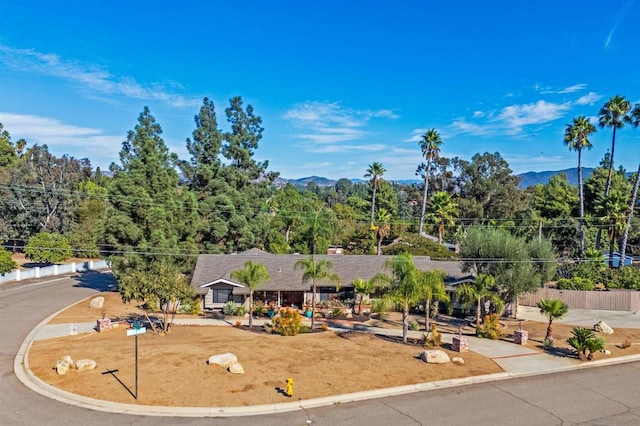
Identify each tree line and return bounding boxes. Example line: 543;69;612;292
0;95;638;295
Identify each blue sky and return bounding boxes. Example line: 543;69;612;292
1;0;638;180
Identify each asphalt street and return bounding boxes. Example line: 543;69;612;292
2;272;640;426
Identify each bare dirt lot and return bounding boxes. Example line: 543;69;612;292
29;292;640;407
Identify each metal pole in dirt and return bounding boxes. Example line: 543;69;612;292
127;322;145;400
135;334;138;400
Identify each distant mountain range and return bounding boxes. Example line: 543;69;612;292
516;167;595;189
277;167;617;189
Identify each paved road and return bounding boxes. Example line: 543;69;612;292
2;273;640;426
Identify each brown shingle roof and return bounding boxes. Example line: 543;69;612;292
191;249;468;293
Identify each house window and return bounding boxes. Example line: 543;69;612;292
213;289;233;303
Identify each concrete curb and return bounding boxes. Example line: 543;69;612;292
13;298;640;418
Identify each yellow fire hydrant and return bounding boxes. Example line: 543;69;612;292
285;377;294;397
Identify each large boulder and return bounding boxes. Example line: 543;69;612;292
228;362;245;374
594;321;614;334
419;350;451;364
89;297;105;309
208;353;238;368
54;355;74;375
75;359;97;372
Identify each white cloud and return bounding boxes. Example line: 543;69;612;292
557;84;588;94
0;45;200;108
604;0;636;48
282;101;398;145
308;143;388;154
402;128;427;142
575;92;603;105
450;119;498;136
0;112;122;167
473;111;485;118
497;100;571;133
447;99;575;137
538;83;587;94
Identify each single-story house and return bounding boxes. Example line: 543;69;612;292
191;248;473;310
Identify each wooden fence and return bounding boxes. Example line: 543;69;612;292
519;288;640;312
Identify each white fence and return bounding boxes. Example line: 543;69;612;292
0;260;110;284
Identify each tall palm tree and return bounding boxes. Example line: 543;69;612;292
597;95;632;249
364;162;386;226
454;274;503;335
380;253;420;343
415;269;448;331
294;257;341;329
418;129;442;235
598;189;630;267
425;191;459;244
372;207;392;255
230;261;271;328
536;298;568;343
353;277;376;315
563;116;596;256
619;163;639;268
620;104;640;267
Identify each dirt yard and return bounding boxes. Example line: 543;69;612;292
32;292;501;407
500;319;640;359
29;292;640;407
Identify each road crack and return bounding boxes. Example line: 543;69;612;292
383;401;423;425
490;383;565;425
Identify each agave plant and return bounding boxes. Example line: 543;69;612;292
222;301;241;316
566;327;605;361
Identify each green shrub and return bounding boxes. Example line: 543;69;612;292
253;301;265;316
370;299;389;314
477;314;502;340
604;267;640;290
381;233;458;259
556;277;595;291
25;232;73;264
330;308;343;317
179;297;203;315
567;327;605;360
409;319;420;331
222;301;240;316
272;307;302;336
0;248;17;274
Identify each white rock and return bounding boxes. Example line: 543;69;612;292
54;355;74;375
228;362;245;374
600;349;612;355
89;297;105;309
452;357;465;365
75;359;97;372
419;350;451;364
594;321;614;334
208;353;238;368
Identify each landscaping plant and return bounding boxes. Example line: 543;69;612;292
537;298;568;347
272;307;302;336
222;301;241;316
567;327;605;360
477;313;502;340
